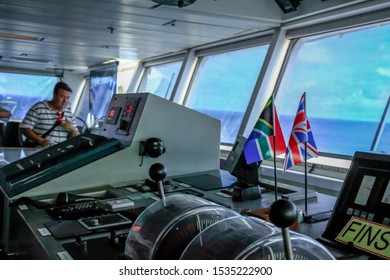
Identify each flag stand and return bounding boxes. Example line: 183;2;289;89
242;94;286;201
283;92;323;222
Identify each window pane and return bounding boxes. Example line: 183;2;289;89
74;80;90;129
276;24;390;156
90;66;117;120
0;72;57;121
185;45;268;143
75;66;117;131
138;61;182;99
117;60;137;94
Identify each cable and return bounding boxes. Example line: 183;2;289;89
74;116;89;133
9;197;52;209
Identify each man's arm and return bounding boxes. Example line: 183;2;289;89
0;109;12;118
19;127;51;147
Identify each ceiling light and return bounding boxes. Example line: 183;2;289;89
152;0;197;8
0;33;44;41
53;68;65;78
10;56;52;63
274;0;302;13
102;59;117;64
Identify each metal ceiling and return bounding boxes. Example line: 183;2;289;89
0;0;376;74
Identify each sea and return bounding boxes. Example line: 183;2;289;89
289;116;390;156
3;96;389;157
201;109;390;156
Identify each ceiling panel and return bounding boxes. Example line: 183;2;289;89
0;0;378;74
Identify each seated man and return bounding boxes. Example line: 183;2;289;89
0;107;12;146
20;81;80;147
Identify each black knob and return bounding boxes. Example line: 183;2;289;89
149;163;167;182
145;137;166;158
269;199;297;228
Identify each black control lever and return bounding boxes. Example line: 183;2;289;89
148;163;167;205
269;198;297;260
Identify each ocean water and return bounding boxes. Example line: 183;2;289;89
280;116;390;156
199;109;389;156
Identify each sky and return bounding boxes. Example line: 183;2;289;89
276;23;390;122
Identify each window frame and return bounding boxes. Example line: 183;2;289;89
274;21;390;158
257;14;390;196
182;35;273;145
137;53;185;100
0;70;59;122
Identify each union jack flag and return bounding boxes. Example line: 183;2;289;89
283;92;318;172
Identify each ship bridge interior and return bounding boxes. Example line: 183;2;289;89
0;0;389;263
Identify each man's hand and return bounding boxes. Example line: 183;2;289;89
61;120;80;137
39;138;51;147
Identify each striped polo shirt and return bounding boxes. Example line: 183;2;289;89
20;101;77;144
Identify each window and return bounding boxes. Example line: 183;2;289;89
0;72;57;121
276;23;390;156
185;45;269;144
138;61;182;100
90;67;117;120
75;65;117;130
117;60;138;94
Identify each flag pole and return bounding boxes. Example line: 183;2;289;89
304;92;308;215
305;142;308;215
272;93;278;201
273;130;277;201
